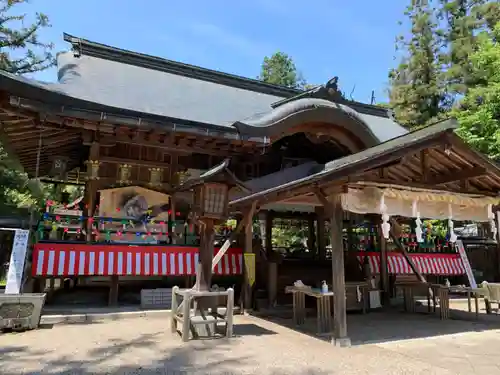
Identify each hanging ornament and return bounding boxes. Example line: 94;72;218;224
412;200;423;243
380;195;390;239
448;203;458;243
118;164;132;185
148;167;163;188
488;204;497;240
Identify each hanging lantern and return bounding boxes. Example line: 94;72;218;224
85;160;101;180
192;182;229;220
148;167;163;187
118;164;132;185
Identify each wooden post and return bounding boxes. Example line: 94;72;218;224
494;208;500;280
85;141;100;242
198;220;215;291
265;211;273;257
329;195;350;347
169;154;179;244
268;262;278;308
379;226;390;305
226;288;234;338
316;207;326;259
108;275;119;306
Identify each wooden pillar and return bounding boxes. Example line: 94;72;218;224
169;154;179;244
199;220;215;291
330;195;350;347
307;215;316;253
316;207;326;259
495;208;500;281
85;142;100;242
243;206;254;310
108;275;119;306
379;226;390;305
265;211;277;307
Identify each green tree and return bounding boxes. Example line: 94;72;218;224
0;0;55;214
389;0;447;129
258;51;306;89
454;23;500;158
0;0;55;74
438;0;500;96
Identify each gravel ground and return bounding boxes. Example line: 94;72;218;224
2;314;500;375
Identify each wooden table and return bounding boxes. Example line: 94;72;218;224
285;286;333;336
395;282;450;320
449;286;484;319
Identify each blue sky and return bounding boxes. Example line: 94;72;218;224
17;0;407;104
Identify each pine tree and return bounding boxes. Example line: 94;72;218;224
438;0;500;95
258;52;306;89
389;0;447;128
0;0;55;74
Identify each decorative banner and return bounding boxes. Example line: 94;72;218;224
244;253;256;287
455;240;477;289
5;229;30;294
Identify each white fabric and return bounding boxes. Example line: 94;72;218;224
342;186;500;221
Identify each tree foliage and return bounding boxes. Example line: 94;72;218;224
438;0;500;96
0;0;55;74
390;0;500;134
454;23;500;158
0;0;56;214
258;51;306;89
389;1;448;128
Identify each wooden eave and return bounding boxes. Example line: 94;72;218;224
0;93;260;178
229;120;500;211
0;102;84;177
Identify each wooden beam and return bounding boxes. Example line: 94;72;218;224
93;133;238;157
420;150;429;182
429;167;487;186
100;156;170;170
348;176;499;196
314;187;333;217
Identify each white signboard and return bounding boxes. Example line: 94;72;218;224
5;229;30;294
456;240;477;289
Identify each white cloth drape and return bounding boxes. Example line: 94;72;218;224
341;186;500;221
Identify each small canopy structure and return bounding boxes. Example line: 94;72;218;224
229;119;500;214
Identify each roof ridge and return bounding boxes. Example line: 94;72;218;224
63;33;301;98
